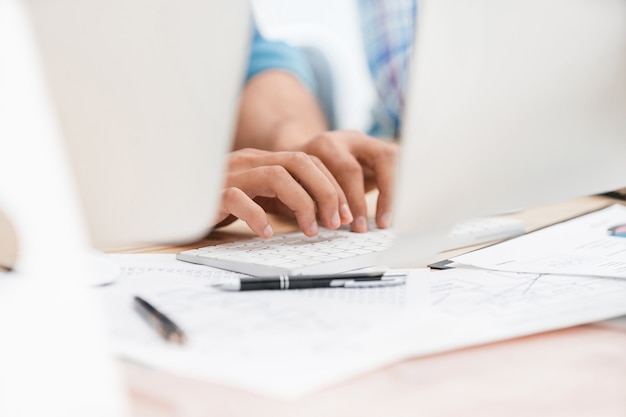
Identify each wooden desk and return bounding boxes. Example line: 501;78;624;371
120;195;626;417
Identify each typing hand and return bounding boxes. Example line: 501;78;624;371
293;131;398;232
213;148;351;238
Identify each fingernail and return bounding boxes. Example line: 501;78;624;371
309;220;319;235
340;204;353;223
353;216;368;232
262;224;273;238
331;211;341;228
380;212;392;229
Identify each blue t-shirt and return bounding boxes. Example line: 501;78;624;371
245;28;316;93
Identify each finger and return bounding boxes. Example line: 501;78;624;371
254;197;298;219
215;187;273;238
335;134;398;229
309;155;352;226
335;160;369;232
309;139;368;232
298;132;370;232
366;143;398;229
227;166;320;236
213;214;238;229
226;148;272;173
239;152;342;230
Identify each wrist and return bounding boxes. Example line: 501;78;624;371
268;117;321;152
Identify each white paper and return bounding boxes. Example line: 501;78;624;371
98;256;432;398
452;204;626;278
98;253;626;399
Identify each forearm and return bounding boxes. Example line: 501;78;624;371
233;70;328;152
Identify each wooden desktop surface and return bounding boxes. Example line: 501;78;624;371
119;195;626;417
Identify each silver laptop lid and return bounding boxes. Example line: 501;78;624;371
391;0;626;263
25;0;250;248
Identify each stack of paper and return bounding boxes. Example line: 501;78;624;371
99;237;626;398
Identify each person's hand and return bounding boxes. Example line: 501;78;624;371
213;148;352;238
292;131;398;232
231;71;397;232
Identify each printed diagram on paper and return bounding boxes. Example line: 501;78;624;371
99;254;626;398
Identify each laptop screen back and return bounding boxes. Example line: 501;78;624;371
390;0;626;263
25;0;251;248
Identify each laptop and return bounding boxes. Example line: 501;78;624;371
177;0;626;277
24;0;252;249
1;1;253;415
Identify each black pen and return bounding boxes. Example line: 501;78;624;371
133;296;187;345
212;272;406;291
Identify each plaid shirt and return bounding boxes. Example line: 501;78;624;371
357;0;417;138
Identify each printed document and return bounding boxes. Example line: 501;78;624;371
98;253;626;398
452;204;626;278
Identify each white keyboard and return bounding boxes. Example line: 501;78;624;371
177;217;525;277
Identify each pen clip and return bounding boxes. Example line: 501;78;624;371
331;276;406;288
